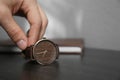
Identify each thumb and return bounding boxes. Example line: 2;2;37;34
0;13;27;50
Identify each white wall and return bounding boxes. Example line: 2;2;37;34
0;0;120;51
39;0;120;51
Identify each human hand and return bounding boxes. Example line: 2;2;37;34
0;0;48;50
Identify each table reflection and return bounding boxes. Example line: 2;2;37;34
22;61;59;80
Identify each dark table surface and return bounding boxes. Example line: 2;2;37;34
0;48;120;80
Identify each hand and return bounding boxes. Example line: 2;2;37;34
0;0;48;50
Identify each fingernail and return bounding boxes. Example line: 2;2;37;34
17;40;27;50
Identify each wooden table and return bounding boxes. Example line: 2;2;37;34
0;48;120;80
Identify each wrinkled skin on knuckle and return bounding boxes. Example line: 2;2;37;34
9;28;23;42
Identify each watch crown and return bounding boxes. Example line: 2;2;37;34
42;37;47;39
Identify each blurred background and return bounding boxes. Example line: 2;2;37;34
0;0;120;51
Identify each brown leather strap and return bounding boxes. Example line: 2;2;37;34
22;45;34;60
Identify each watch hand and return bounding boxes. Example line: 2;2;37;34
36;50;48;57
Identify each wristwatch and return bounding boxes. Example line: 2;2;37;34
22;38;59;65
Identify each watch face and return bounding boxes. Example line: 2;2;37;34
33;39;59;65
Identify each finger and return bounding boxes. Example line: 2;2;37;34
0;11;27;50
21;0;42;46
37;4;48;39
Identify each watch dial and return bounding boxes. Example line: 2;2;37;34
33;40;58;65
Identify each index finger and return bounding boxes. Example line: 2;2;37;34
21;0;42;46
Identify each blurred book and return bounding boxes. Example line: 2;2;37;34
0;39;84;54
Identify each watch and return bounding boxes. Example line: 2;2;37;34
22;38;59;65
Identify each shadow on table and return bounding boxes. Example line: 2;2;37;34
22;61;59;80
